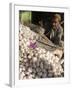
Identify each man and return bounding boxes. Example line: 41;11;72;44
49;14;64;47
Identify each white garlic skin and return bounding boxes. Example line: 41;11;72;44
19;24;64;79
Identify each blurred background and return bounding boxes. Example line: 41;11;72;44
19;11;64;36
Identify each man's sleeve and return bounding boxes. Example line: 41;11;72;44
57;27;63;43
50;29;54;40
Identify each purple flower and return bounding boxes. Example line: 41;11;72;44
28;41;37;49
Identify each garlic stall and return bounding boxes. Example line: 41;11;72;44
19;24;64;80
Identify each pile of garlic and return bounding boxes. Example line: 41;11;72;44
19;24;64;80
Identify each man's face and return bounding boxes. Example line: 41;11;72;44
52;18;59;30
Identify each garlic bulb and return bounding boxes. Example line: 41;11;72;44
33;57;37;62
28;55;32;59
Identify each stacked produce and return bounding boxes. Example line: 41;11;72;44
19;24;64;79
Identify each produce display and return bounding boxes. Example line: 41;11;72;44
19;24;64;79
